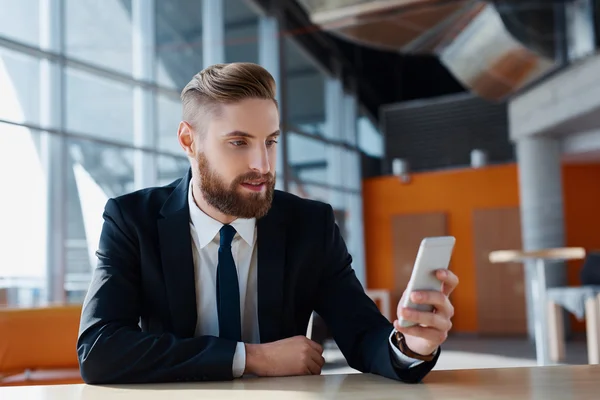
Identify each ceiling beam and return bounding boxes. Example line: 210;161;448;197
248;0;385;121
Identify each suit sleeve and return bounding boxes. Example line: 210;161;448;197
77;198;237;384
313;204;440;383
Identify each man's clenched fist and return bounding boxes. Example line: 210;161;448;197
244;335;325;377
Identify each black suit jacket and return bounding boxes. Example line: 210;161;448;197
77;170;439;384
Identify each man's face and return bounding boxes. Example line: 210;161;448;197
193;98;279;219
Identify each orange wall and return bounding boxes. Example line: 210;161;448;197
564;164;600;334
363;163;600;333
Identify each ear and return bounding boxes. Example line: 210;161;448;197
177;121;200;157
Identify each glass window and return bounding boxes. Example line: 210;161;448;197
284;37;326;135
65;67;134;143
65;0;133;75
287;72;326;134
224;0;259;64
358;115;383;158
157;93;183;153
288;182;331;205
287;133;357;190
158;154;190;186
155;0;203;90
288;132;329;185
275;173;284;191
343;149;362;191
66;138;135;302
0;0;40;47
343;192;365;283
287;183;361;263
332;189;350;242
0;47;41;126
0;123;45;306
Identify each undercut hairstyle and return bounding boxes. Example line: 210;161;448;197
180;62;278;133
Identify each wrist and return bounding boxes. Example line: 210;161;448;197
394;332;437;361
244;343;263;375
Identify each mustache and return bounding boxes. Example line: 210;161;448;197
235;172;275;184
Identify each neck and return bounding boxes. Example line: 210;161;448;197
191;179;237;225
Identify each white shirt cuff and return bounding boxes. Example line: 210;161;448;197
388;329;437;369
232;342;246;378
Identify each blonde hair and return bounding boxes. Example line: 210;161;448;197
180;62;278;131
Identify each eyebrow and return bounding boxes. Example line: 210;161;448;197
223;130;280;139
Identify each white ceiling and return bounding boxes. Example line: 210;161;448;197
562;150;600;164
561;128;600;164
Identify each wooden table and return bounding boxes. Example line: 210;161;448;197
2;366;599;399
489;247;586;366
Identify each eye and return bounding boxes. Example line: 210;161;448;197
230;140;247;147
266;140;278;147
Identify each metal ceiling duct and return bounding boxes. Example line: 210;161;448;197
296;0;559;101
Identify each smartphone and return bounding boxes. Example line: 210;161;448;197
397;236;456;328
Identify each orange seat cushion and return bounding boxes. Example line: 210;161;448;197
0;306;82;377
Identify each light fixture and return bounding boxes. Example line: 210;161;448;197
392;158;411;184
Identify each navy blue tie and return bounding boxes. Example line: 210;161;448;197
216;225;242;342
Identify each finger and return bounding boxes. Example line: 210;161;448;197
394;322;448;344
410;291;454;318
410;290;446;308
399;308;452;331
305;357;322;375
306;339;323;354
436;269;459;296
310;348;326;368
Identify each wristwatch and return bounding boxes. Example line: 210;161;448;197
393;331;436;362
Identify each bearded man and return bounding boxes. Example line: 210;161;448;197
77;62;459;385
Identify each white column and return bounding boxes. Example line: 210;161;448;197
517;137;566;284
40;0;66;304
343;91;360;189
343;91;366;287
259;16;281;102
259;15;285;191
325;77;344;208
516;136;567;361
133;0;157;190
203;0;225;66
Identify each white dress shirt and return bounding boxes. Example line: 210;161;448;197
187;182;424;377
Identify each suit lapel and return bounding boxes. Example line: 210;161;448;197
257;193;287;344
157;169;197;338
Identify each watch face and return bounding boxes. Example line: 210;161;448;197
395;332;435;361
395;333;405;350
395;332;404;345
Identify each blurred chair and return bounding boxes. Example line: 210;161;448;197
489;247;586;366
547;252;600;364
0;305;83;386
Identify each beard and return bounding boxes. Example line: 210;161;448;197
194;153;275;219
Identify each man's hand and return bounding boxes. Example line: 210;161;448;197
393;269;459;356
244;336;325;377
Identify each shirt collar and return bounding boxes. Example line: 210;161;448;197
187;179;256;248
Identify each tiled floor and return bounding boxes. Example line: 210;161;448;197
321;334;591;374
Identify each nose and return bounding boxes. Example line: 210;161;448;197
250;145;271;175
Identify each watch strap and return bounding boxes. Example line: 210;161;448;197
393;331;436;362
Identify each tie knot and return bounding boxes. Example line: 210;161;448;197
219;225;236;247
